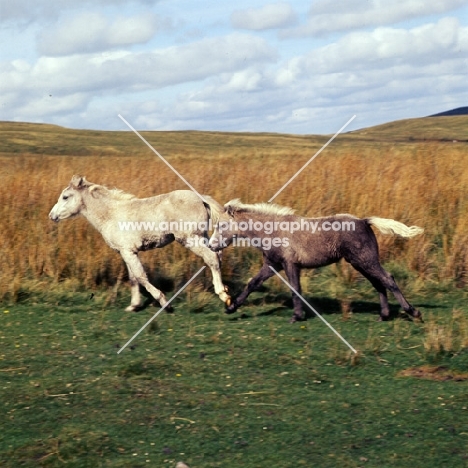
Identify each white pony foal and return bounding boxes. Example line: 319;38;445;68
49;175;230;311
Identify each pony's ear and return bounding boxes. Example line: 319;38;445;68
224;198;242;218
224;198;240;217
225;205;235;217
70;175;87;189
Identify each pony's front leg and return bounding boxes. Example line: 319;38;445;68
120;250;169;310
182;236;231;306
125;271;142;312
228;261;277;314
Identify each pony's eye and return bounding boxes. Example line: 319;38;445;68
62;195;69;200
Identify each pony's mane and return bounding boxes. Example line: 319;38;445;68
89;184;136;200
225;199;295;217
70;175;136;200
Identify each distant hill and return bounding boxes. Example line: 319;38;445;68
1;113;468;156
349;114;468;143
429;106;468;117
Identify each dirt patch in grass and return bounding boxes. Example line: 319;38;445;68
398;365;468;382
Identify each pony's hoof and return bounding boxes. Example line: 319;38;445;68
219;290;231;305
225;303;237;314
163;304;174;313
289;315;304;323
412;310;423;322
125;305;141;312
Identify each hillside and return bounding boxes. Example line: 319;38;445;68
430;106;468;117
0;121;325;158
349;115;468;143
0;115;467;157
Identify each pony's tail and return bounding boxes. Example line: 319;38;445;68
202;195;224;225
367;217;424;238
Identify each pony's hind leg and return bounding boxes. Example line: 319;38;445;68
351;264;391;320
120;250;169;310
283;263;305;323
351;260;421;321
183;236;231;305
383;271;422;320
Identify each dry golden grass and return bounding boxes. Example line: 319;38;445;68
423;308;468;355
1;120;467;300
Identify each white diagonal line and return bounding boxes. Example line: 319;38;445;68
269;266;357;354
117;266;206;354
118;114;207;203
268;115;356;203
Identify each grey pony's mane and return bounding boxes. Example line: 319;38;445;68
224;199;295;217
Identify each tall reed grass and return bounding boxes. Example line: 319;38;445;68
423;309;468;356
1;130;467;301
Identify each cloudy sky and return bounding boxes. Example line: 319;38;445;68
1;0;468;134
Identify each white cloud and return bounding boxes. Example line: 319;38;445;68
149;59;468;134
1;1;468;134
2;33;276;93
0;0;161;22
0;33;277;125
288;0;468;36
220;69;265;92
292;18;467;74
37;12;163;56
13;93;89;119
231;2;297;30
132;17;468;134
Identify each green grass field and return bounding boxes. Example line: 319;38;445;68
1;117;468;467
1;283;468;468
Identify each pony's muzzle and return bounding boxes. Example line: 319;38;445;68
48;208;61;222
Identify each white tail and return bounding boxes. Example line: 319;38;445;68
367;217;424;238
